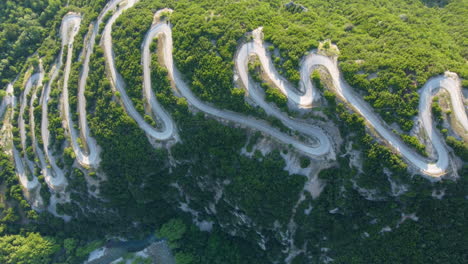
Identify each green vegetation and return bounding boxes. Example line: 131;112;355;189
155;218;269;264
264;83;288;110
248;57;289;111
225;150;306;225
399;133;428;157
156;218;186;247
300;156;311;168
0;0;60;85
0;233;59;264
0;152;38;233
432;97;443;122
74;240;103;259
112;5;154;116
446;136;468;162
295;162;468;264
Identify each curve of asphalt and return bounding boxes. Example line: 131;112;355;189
8;68;45;209
143;21;331;157
238;27;318;109
61;12;101;168
64;0;126;168
141;12;177;140
15;70;42;190
102;0;177;141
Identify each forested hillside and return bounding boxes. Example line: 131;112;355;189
0;0;467;263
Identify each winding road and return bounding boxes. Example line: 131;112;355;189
64;0;129;169
11;67;45;209
61;12;99;168
15;70;43;190
1;0;468;211
40;13;81;191
236;27;467;176
102;0;177;141
141;19;331;157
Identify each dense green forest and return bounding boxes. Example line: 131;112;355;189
0;0;467;263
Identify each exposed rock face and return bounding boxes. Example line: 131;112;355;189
284;1;308;13
146;241;176;264
85;240;175;264
85;247;126;264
